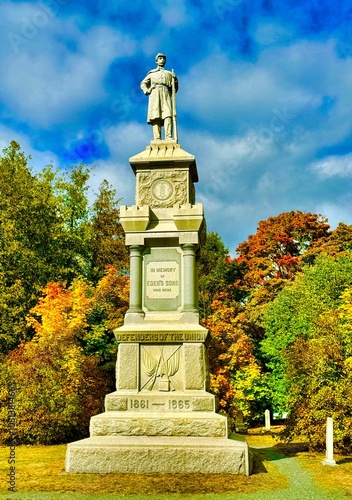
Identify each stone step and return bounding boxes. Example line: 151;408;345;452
105;390;218;413
90;411;229;438
66;434;251;474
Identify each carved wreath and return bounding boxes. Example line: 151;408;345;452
137;171;188;208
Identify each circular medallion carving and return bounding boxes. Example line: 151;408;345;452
151;179;174;201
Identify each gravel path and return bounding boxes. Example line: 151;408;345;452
227;446;349;500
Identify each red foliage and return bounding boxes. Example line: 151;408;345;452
236;211;330;285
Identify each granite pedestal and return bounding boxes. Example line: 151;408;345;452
66;141;251;475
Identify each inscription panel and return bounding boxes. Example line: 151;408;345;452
115;332;208;343
143;247;181;312
146;261;179;299
105;394;215;412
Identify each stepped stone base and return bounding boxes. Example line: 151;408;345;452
65;434;251;474
90;411;229;437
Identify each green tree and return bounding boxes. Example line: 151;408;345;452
0;142;62;353
198;232;248;319
0;142;128;354
283;288;352;452
90;180;129;283
43;163;93;281
261;254;352;414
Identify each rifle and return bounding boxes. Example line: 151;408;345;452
171;69;178;143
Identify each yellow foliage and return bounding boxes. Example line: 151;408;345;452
27;279;93;342
338;286;352;357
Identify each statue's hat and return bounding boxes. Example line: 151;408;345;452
155;52;166;62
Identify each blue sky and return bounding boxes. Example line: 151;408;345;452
1;0;352;254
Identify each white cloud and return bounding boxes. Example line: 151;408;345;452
311;154;352;179
89;159;136;208
253;21;294;46
87;122;152;208
0;6;351;254
177;126;305;251
180;52;305;130
180;38;352;141
159;0;189;27
313;201;352;230
0;3;137;127
0;124;58;171
177;36;352;249
104;121;151;159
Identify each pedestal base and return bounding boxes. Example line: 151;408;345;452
90;411;229;437
322;458;337;466
65;434;251;475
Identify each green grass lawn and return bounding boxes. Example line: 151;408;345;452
1;428;351;499
0;439;286;498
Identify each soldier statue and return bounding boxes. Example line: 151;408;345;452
141;53;178;141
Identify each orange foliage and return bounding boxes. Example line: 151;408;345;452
203;301;262;420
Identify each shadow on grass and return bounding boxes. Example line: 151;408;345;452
273;442;309;458
249;441;309;474
336;457;352;465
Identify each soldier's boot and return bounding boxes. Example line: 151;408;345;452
152;124;161;140
164;117;172;140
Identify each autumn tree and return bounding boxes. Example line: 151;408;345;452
234;211;331;345
82;265;129;372
203;300;265;425
0;262;130;445
303;222;352;262
237;211;330;286
0;279;111;444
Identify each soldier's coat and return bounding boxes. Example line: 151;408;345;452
141;68;178;124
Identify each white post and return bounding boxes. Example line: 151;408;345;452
265;409;270;431
322;417;337;466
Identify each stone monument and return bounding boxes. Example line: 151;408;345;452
322;417;337;466
65;54;251;475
